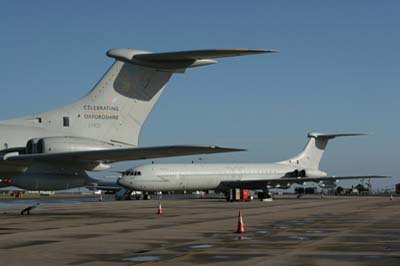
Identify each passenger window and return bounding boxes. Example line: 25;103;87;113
63;116;70;127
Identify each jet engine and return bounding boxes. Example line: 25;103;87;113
318;180;337;189
274;183;290;189
285;169;306;178
26;136;117;154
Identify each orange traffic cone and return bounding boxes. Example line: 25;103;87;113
236;211;245;233
156;202;163;215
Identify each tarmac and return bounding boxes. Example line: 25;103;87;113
0;195;399;266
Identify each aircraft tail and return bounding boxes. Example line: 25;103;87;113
278;133;366;169
33;48;273;146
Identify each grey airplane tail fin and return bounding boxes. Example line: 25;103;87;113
34;48;273;146
278;133;366;170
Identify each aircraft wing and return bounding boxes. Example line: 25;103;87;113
85;180;122;192
219;175;389;189
5;145;244;165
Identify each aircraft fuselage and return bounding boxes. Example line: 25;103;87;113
118;163;327;191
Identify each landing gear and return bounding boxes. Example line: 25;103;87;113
134;194;142;200
225;194;233;202
224;190;233;202
115;188;133;200
258;188;273;201
115;189;155;200
143;193;152;200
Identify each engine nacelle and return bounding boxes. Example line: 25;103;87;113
285;169;306;178
305;169;327;178
274;183;290;189
11;173;87;190
318;180;337;189
26;136;116;154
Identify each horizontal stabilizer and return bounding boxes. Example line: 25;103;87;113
286;175;389;182
308;133;367;139
279;132;368;169
134;49;274;60
219;175;389;189
107;48;276;70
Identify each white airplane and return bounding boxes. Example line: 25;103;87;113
117;133;388;199
0;48;274;190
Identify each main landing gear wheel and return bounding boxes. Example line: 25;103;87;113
143;194;152;200
258;188;273;201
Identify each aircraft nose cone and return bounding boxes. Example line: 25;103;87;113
117;177;130;188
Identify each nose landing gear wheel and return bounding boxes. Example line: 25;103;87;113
143;194;152;200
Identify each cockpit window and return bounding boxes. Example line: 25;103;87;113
125;170;142;176
125;170;134;176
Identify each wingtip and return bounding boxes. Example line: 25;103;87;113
244;48;279;54
342;133;369;137
231;148;247;152
212;146;247;152
216;48;278;54
308;132;369;138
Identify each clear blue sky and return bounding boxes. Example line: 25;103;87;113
0;1;398;190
